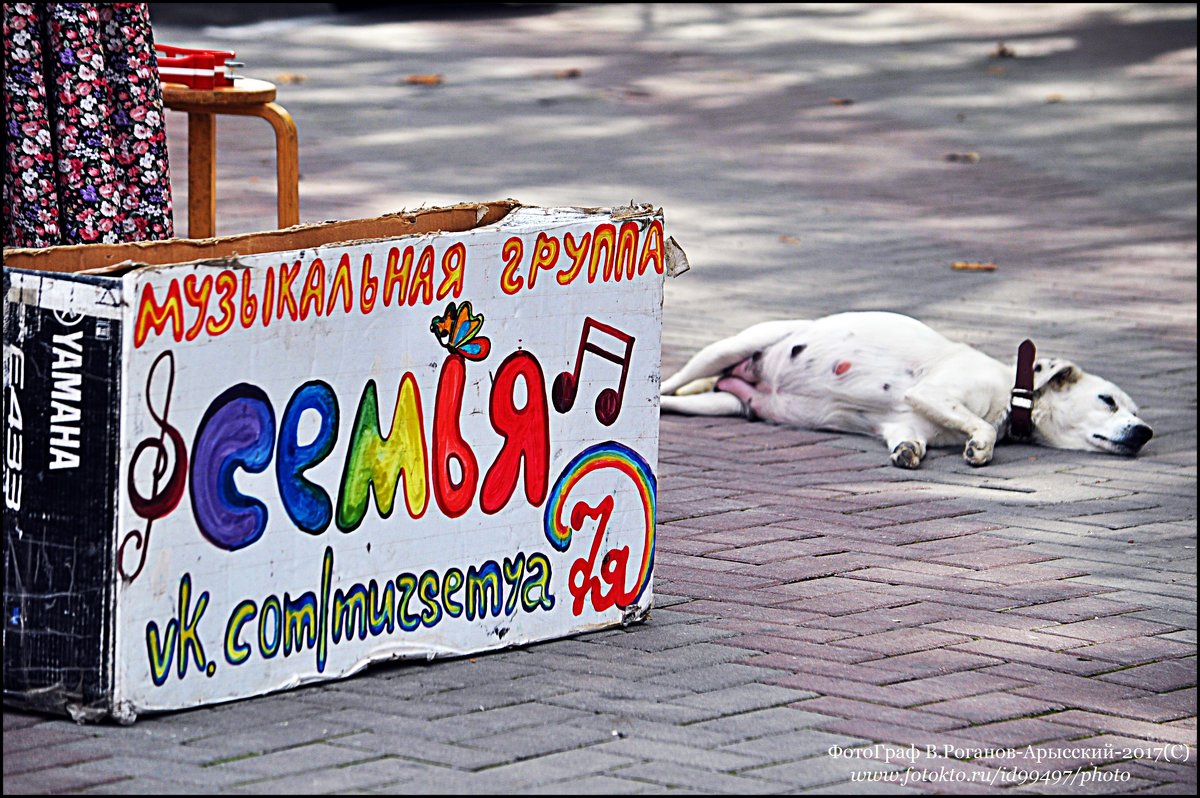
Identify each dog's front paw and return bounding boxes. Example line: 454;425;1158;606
891;441;922;469
963;438;994;467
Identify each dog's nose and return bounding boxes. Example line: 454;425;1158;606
1126;424;1153;450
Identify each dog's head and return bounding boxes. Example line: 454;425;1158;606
1030;359;1153;456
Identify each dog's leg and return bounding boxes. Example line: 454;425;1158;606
881;423;927;469
661;320;809;395
905;387;997;466
660;390;747;417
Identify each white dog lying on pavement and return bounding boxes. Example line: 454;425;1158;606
660;312;1153;469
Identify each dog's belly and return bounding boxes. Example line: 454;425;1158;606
765;383;914;436
747;313;964;435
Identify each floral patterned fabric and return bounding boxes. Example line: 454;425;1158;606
3;2;173;248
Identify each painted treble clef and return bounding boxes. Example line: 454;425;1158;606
119;351;188;582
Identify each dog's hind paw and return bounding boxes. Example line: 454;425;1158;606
890;441;922;469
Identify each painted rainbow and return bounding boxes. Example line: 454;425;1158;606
543;441;657;606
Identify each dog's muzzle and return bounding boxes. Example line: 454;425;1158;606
1094;423;1154;455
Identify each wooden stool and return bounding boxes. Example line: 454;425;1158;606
162;77;299;238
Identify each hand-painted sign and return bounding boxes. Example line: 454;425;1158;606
3;204;674;721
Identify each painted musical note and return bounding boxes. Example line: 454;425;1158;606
120;351;188;582
552;317;635;426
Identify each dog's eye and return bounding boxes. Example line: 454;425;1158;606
1099;394;1117;411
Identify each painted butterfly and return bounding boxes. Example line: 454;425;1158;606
430;301;491;361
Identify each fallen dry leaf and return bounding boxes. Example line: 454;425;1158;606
952;261;997;271
405;73;444;86
828;96;855;106
987;65;1008;77
555;67;582;79
1045;93;1066;104
274;72;307;85
945;152;980;164
779;235;802;245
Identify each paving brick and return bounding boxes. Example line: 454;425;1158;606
747;653;910;686
1085;689;1197;724
672;683;817;715
844;564;1051;607
527;775;657;795
850;500;981;526
598;622;739;652
720;728;872;764
611;760;793;794
476;747;643;791
664;599;821;627
646;662;790;693
806;601;965;635
3;722;91;756
921;692;1065;725
921;546;1058;571
948;640;1111;676
840;517;1006;545
1096;658;1197;693
3;742;111;778
947;718;1075;749
1049;616;1184;643
929;620;1087;651
715;634;871;660
19;745;250;788
538;692;723;725
833;628;974;657
565;715;732;749
861;648;1006;681
798;778;923;794
1119;759;1199;787
696;538;847;564
688;706;837;744
794;696;965;733
598;737;766;772
247;761;475;795
736;553;880;583
203;742;380;777
772;673;949;709
1045;712;1198;746
759;576;880;601
812;717;988;753
1007;596;1149;623
1065;637;1196;666
78;776;236;795
176;718;368;762
779;589;913;616
1;770;131;795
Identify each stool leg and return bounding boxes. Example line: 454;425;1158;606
187;112;217;238
252;102;300;229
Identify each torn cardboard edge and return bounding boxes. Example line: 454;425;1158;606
2;199;692;280
2;200;522;276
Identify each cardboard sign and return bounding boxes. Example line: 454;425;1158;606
3;202;681;722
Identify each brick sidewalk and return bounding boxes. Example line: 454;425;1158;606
4;5;1195;794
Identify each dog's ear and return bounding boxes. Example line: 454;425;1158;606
1032;358;1082;393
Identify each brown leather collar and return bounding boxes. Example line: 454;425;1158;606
1010;339;1036;440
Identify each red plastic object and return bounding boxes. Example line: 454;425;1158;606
155;43;239;89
